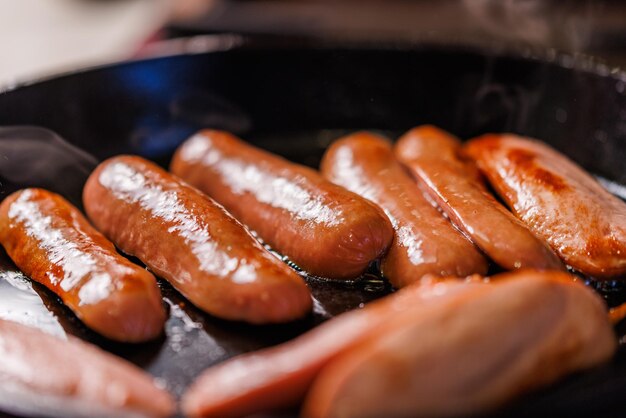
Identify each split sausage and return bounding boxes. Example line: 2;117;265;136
465;134;626;277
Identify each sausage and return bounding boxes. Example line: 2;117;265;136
83;155;312;323
393;125;482;181
464;134;626;278
395;126;564;271
181;277;483;418
302;270;616;418
0;318;175;418
320;132;487;288
170;130;394;280
0;188;165;343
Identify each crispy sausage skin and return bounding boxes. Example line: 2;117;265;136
395;126;564;272
170;130;394;280
181;278;482;418
0;319;174;418
465;134;626;278
303;270;616;418
0;188;165;343
83;155;311;324
320;132;487;288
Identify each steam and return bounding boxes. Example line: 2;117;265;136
0;126;98;209
463;0;595;51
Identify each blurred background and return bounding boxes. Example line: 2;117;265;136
1;0;626;86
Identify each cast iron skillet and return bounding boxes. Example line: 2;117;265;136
0;35;626;418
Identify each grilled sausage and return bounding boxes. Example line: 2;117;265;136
0;188;165;343
395;126;563;271
181;277;482;418
303;270;616;418
170;130;394;280
83;155;312;324
320;132;487;288
464;134;626;278
0;318;174;418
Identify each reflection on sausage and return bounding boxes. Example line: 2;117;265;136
0;188;166;343
83;156;312;324
321;132;487;288
170;130;394;280
395;126;563;272
465;134;626;278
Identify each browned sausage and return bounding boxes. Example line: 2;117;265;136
395;126;564;271
320;132;487;288
170;130;394;280
83;155;312;323
0;188;165;343
181;277;483;418
0;318;175;418
302;270;616;418
464;134;626;278
393;125;482;181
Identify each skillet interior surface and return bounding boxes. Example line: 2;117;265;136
0;37;625;417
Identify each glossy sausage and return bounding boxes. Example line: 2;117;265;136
464;134;626;278
0;188;165;343
303;270;616;418
320;132;487;288
181;278;482;418
393;125;482;181
395;126;563;271
0;318;175;418
170;130;394;280
83;155;312;323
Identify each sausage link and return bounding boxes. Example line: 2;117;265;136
170;130;394;280
0;188;165;342
395;126;563;271
393;125;482;181
83;155;312;323
320;132;487;288
0;318;174;418
464;134;626;278
181;278;481;418
302;270;616;418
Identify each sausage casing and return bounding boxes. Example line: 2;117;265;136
181;278;481;418
395;126;563;271
393;125;482;181
0;188;165;342
465;134;626;278
303;270;616;418
0;318;174;418
83;155;312;323
170;130;394;279
321;132;487;288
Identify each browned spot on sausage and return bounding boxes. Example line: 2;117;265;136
468;135;502;155
507;149;567;192
533;169;567;191
507;149;536;166
584;235;602;258
582;223;620;259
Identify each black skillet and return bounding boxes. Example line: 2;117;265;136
0;35;626;418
